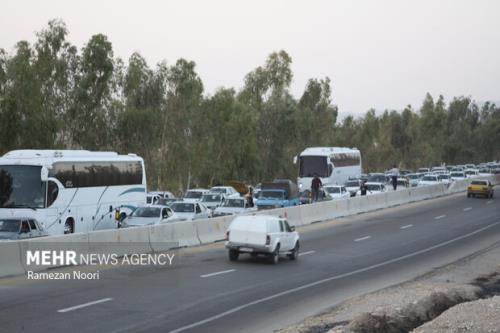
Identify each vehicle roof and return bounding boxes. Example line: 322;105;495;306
300;147;360;156
232;215;281;223
171;201;194;205
186;189;209;192
0;149;142;167
365;182;384;185
142;205;171;209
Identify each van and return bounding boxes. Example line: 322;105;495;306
225;215;300;264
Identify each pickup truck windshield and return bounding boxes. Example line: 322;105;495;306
224;199;245;208
0;219;21;232
132;207;160;218
258;191;285;200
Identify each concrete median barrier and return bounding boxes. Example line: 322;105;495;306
18;232;90;273
88;227;152;256
149;221;200;251
195;216;233;244
0;242;25;278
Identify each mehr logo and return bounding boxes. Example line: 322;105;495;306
26;250;176;266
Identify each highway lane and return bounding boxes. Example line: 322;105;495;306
0;191;499;333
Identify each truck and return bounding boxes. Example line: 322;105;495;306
255;179;300;210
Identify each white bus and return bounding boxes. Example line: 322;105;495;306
295;147;362;191
0;150;147;235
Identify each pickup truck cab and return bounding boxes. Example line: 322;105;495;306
255;180;300;210
225;215;300;264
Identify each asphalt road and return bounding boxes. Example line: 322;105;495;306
0;191;499;333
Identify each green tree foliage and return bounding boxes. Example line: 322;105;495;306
0;20;499;191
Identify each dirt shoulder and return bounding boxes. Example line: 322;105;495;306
277;241;500;333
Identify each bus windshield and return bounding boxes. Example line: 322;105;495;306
299;156;328;177
0;165;46;209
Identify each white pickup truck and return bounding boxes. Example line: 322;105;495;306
225;215;300;264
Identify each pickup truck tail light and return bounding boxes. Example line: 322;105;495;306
265;235;271;246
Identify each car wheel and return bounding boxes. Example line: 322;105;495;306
289;241;300;261
228;250;239;261
270;244;280;265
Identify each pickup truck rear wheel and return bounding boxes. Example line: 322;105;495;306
270;244;280;265
289;241;300;261
229;250;239;261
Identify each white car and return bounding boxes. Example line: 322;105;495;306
406;173;421;187
464;169;479;178
209;186;240;198
418;174;440;186
122;205;181;227
450;171;466;181
344;179;362;197
146;193;161;205
169;201;211;220
356;182;387;196
324;185;350;200
437;174;452;184
200;193;226;210
213;198;257;216
225;215;300;264
183;189;210;203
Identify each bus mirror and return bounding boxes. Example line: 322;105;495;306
293;156;297;165
328;164;333;176
41;166;49;181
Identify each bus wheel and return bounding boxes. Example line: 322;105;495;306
64;219;74;234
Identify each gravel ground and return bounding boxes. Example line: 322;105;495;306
277;242;500;333
412;296;500;333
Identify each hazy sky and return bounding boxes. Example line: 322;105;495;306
1;0;499;115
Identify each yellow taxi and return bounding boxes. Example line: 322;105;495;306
467;180;494;198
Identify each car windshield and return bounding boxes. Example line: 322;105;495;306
345;181;359;187
184;191;203;199
367;174;386;182
366;184;382;191
202;194;222;202
0;219;20;232
223;199;245;208
325;187;340;194
451;172;464;177
299;156;328;177
0;165;46;209
210;188;226;194
258;190;284;200
438;175;450;180
422;176;437;181
171;203;195;213
132;207;161;218
408;174;419;179
465;171;476;175
471;181;487;185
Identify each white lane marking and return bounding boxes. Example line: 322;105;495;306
400;224;413;230
168;221;500;333
57;298;112;313
200;269;236;278
463;207;473;211
299;250;316;256
435;215;446;220
487;200;493;204
354;236;371;242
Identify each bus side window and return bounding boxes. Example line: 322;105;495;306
47;181;59;207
